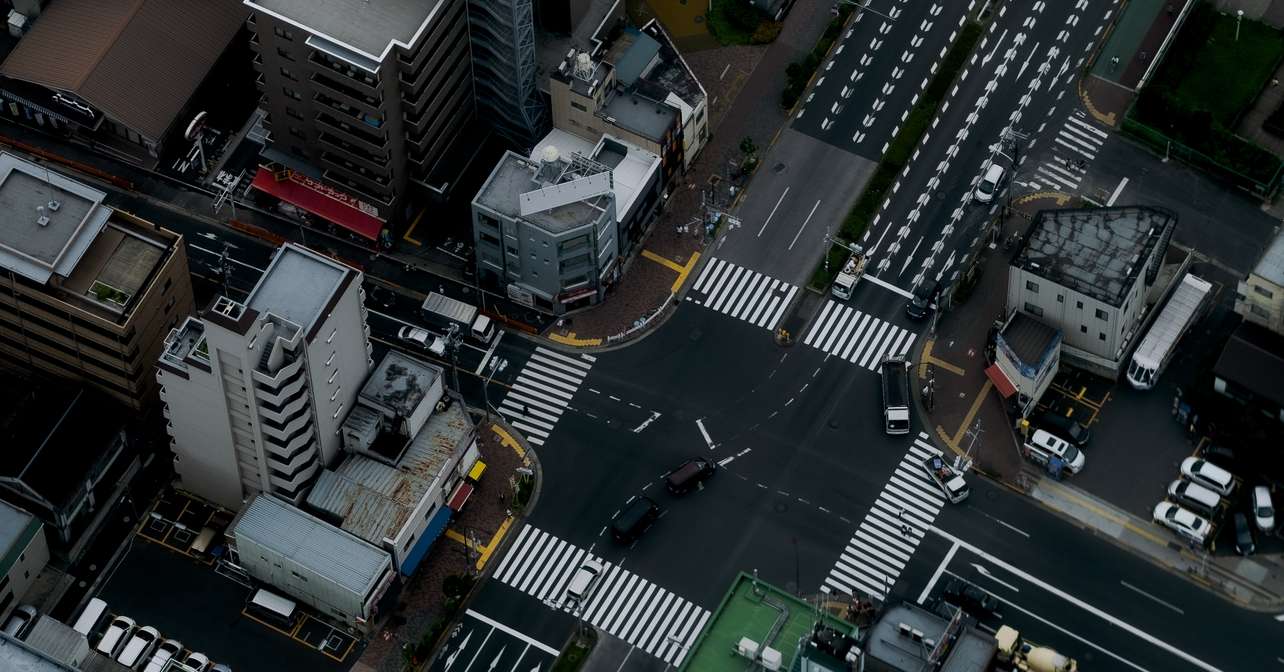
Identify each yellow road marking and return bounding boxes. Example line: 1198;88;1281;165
548;332;603;347
492;423;524;458
951;379;993;449
918;339;966;377
401;207;427;246
476;517;513;570
1013;191;1072;206
671;251;700;293
1045;481;1171;546
935;424;958;452
445;529;484;550
641;249;686;273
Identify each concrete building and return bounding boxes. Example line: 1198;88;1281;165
19;615;91;669
244;0;477;233
1007;206;1176;378
1214;322;1284;425
156;243;372;510
0;500;49;622
987;311;1061;418
0;153;194;410
1235;229;1284;335
548;19;707;183
0;634;81;672
0;0;247;169
229;494;396;632
307;351;480;576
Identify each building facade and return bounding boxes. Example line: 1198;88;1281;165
988;311;1061;418
468;0;548;149
156;244;372;510
1006;207;1175;377
245;0;476;227
0;499;49;622
0;153;194;410
1235;229;1284;335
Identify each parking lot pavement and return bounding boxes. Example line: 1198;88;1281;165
98;540;361;672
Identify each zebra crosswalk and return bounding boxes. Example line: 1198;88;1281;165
802;300;917;368
822;434;948;600
687;257;797;331
492;523;710;666
1032;111;1107;194
496;347;594;446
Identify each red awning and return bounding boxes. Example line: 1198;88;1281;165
984;364;1018;399
250;167;384;241
447;482;474;512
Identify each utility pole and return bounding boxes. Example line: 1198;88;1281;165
483;357;508;422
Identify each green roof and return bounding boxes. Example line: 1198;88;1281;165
680;573;858;672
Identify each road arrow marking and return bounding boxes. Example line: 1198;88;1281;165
488;646;507;670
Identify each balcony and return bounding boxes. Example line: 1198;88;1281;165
310;72;381;109
259;412;313;443
263;425;317;461
251;353;303;387
321;151;391;187
322;168;394;206
308;52;379;90
257;391;310;424
315;112;387;150
314;91;384;128
269;461;319;494
254;373;307;408
317;133;389;174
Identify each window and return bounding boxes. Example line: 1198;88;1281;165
1099;332;1106;341
1254;285;1274;299
283;87;302;101
1251;304;1270;318
286;106;303;120
1026;280;1039;293
1095;308;1109;320
273;26;294;40
403;534;416;551
326;328;337;344
280;66;297;81
1056;294;1064;303
325;350;336;366
1080;325;1087;333
571;101;588;112
332;403;344;418
1076;300;1083;309
276;46;295;61
163;277;173;294
1024;302;1043;317
289;127;305;140
480;231;500;246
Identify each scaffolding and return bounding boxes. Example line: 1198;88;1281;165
468;0;549;150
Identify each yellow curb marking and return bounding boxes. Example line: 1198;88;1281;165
935;424;958;453
918;339;966;378
402;206;427;246
1046;481;1171;547
475;517;513;570
641;249;703;294
548;332;603;347
492;423;525;459
1013;191;1072;206
950;379;993;449
641;249;686;273
1078;79;1118;127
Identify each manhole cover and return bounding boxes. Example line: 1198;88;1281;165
773;162;787;174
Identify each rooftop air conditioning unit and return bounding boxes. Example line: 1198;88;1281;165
760;646;782;671
47;200;60;211
36;215;50;227
735;637;759;660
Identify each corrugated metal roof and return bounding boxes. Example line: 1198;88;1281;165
0;0;248;141
233;494;389;597
23;616;90;667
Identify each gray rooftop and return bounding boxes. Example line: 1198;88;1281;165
475;151;612;235
1000;311;1061;365
22;617;90;668
1013;206;1174;307
614;33;661;87
0;499;36;560
940;626;997;672
247;243;348;333
0;636;78;672
245;0;447;63
1255;228;1284;287
0;153;111;285
606;22;706;109
359;350;441;419
233;494;390;598
601;89;676;142
865;603;948;672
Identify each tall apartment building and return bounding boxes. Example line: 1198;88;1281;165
156;244;373;510
1234;229;1284;335
244;0;476;231
0;153;194;410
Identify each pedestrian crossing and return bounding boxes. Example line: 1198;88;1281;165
492;523;710;666
496;347;594;447
1032;111;1107;194
802;300;917;369
822;434;948;600
687;257;797;331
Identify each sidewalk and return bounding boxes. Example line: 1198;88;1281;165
1080;0;1182;126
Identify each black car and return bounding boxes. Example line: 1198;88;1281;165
1200;444;1238;471
1033;410;1091;447
665;457;717;495
905;281;941;321
940;578;999;620
611;496;660;544
1234;512;1255;556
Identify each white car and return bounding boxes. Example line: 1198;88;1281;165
973;163;1005;203
565;559;604;604
95;615;136;658
144;638;184;672
179;652;213;672
1180;457;1235;497
1253;486;1275;533
1024;429;1085;473
1153;501;1211;545
117;625;161;668
398;326;446;356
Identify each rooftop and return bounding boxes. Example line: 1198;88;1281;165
600;88;677;142
1215;321;1284;408
475;151;613;235
232;494;390;598
245;0;448;65
940;625;998;672
22;616;90;668
1254;227;1284;287
0;0;247;141
1013;206;1176;307
0;153;110;285
246;243;349;335
863;603;949;671
0;636;78;672
999;311;1061;366
680;573;858;672
0;499;38;572
530;130;660;224
534;0;621;81
359;350;441;419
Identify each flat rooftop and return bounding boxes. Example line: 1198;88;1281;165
605;22;706;108
245;0;447;64
534;0;621;82
359;350;441;418
1014;206;1175;307
0;153;111;285
681;573;858;672
1255;227;1284;287
601;88;677;142
530;130;659;224
475;151;611;235
864;603;949;671
0;636;78;672
247;244;348;333
0;497;36;560
1215;321;1284;408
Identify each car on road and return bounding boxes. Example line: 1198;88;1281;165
1023;430;1085;474
95;616;136;658
905;281;941;321
1152;502;1211;546
1253;486;1275;533
1180;457;1236;497
1234;512;1255;556
611;496;660;544
973;162;1005;203
2;604;37;638
144;638;184;672
398;326;446;357
1032;410;1091;447
1167;479;1222;517
940;579;999;620
565;559;604;605
665;457;716;494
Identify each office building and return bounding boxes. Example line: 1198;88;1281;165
0;499;49;622
156;243;372;510
0;0;247;168
0;153;194;410
244;0;477;235
468;0;549;149
1235;229;1284;335
1007;206;1176;377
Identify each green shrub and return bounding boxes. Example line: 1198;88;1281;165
752;21;783;45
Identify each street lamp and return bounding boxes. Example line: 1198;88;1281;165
483;357;508;422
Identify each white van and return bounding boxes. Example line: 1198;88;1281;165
1167;479;1222;516
95;616;136;658
73;598;109;637
1180;457;1235;496
143;638;184;672
1023;429;1085;473
116;625;161;668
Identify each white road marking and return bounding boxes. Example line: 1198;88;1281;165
758;187;790;237
916;541;960;605
1120;581;1184;614
1106;176;1129;206
788;199;823;251
695;419;715;449
464;610;560;656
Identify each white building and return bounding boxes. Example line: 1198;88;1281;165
156;244;373;510
987;311;1061;417
1006;207;1176;378
1235;229;1284;335
0;499;50;622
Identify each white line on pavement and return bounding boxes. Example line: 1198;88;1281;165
463;610;560;656
788;199;823;251
864;274;915;299
1120;581;1184;615
916;540;960;605
1106;176;1129;206
696;419;716;450
758;187;790;237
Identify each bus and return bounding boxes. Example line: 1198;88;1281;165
246;589;299;630
1126;273;1213;390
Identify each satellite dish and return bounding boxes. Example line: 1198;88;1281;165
185;111;208;141
541;145;560;163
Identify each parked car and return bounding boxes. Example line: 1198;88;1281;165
565;559;604;605
1023;429;1085;474
1152;502;1211;546
1252;486;1275;533
665;457;717;495
940;578;999;620
973;162;1005;203
611;496;660;544
1032;410;1091;447
180;652;213;672
1167;479;1222;517
397;326;446;357
117;625;161;668
1180;457;1236;497
1200;443;1239;471
1234;512;1256;556
2;605;37;639
144;639;184;672
95;616;137;658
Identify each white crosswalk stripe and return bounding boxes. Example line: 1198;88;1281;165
496;347;593;446
1031;111;1107;194
822;434;949;600
802;300;917;369
494;524;709;665
687;257;796;330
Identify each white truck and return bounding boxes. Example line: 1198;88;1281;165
921;454;969;503
880;355;911;435
830;245;868;300
421;292;496;344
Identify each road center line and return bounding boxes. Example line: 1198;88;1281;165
1120;581;1184;615
788;199;823;250
758;187;790;237
1106;176;1129;206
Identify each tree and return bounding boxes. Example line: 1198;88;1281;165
740;136;758;157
